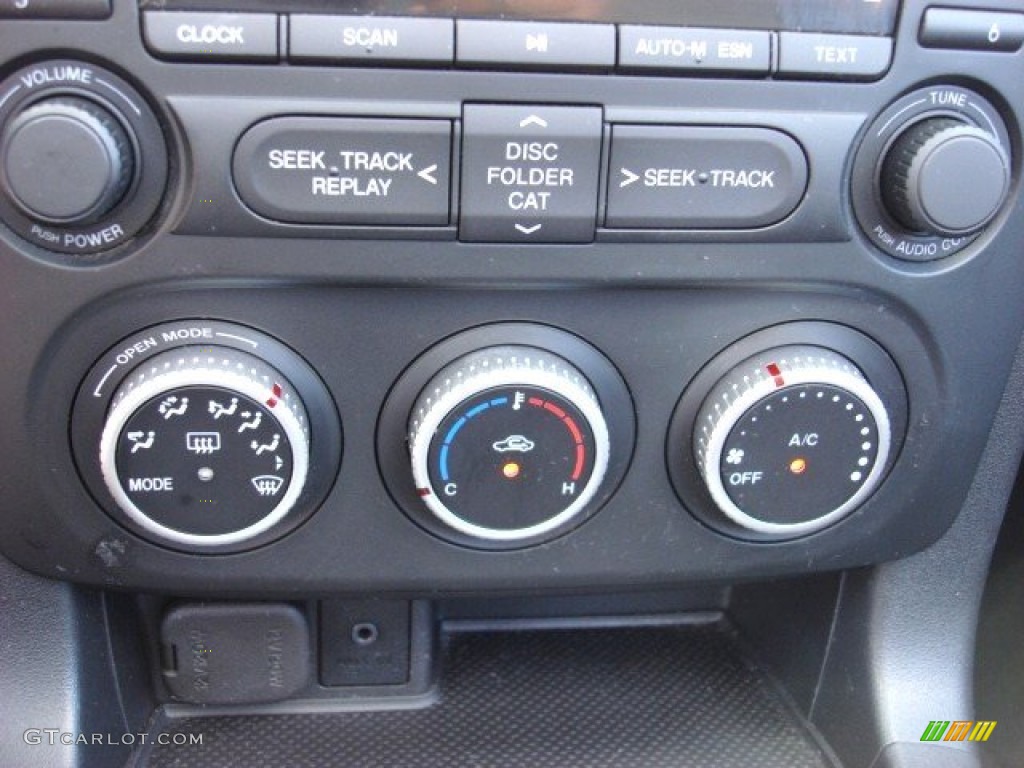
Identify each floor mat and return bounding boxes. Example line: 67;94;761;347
140;624;837;768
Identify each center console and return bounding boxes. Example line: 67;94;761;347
0;1;1022;765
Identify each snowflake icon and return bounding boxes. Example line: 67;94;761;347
725;448;745;465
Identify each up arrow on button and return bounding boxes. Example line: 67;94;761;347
519;115;549;129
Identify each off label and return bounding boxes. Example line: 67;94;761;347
729;471;764;486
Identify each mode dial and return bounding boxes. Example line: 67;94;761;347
409;346;610;545
1;97;134;226
694;345;892;537
99;347;309;549
880;117;1009;237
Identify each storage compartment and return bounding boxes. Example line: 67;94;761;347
135;623;838;768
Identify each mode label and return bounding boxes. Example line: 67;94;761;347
233;117;452;226
460;105;602;243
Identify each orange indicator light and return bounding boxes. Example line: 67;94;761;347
502;462;521;479
789;458;808;475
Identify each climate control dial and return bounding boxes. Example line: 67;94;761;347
74;320;341;554
694;345;892;537
99;347;310;549
409;347;610;544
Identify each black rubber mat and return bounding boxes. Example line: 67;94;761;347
140;625;838;768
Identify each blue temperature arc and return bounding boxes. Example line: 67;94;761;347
439;397;509;482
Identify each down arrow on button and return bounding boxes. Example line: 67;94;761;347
515;223;543;235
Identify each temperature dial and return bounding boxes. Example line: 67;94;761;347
409;346;610;544
99;347;309;548
694;346;891;537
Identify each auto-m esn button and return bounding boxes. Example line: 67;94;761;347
618;26;772;74
232;117;452;226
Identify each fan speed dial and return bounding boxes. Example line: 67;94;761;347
694;345;892;537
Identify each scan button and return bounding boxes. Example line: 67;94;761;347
289;15;454;64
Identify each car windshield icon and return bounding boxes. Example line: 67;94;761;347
492;434;536;453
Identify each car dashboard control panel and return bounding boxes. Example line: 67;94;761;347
0;0;1021;597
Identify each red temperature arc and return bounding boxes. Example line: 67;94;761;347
528;396;586;481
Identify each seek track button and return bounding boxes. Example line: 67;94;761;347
233;117;451;226
460;105;602;243
606;125;808;229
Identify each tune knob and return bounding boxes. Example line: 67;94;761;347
1;96;135;226
694;345;892;537
880;117;1009;237
98;346;310;549
408;346;610;544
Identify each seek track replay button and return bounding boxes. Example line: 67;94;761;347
460;105;603;243
232;117;452;226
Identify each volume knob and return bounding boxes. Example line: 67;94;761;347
880;118;1009;237
1;96;134;226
